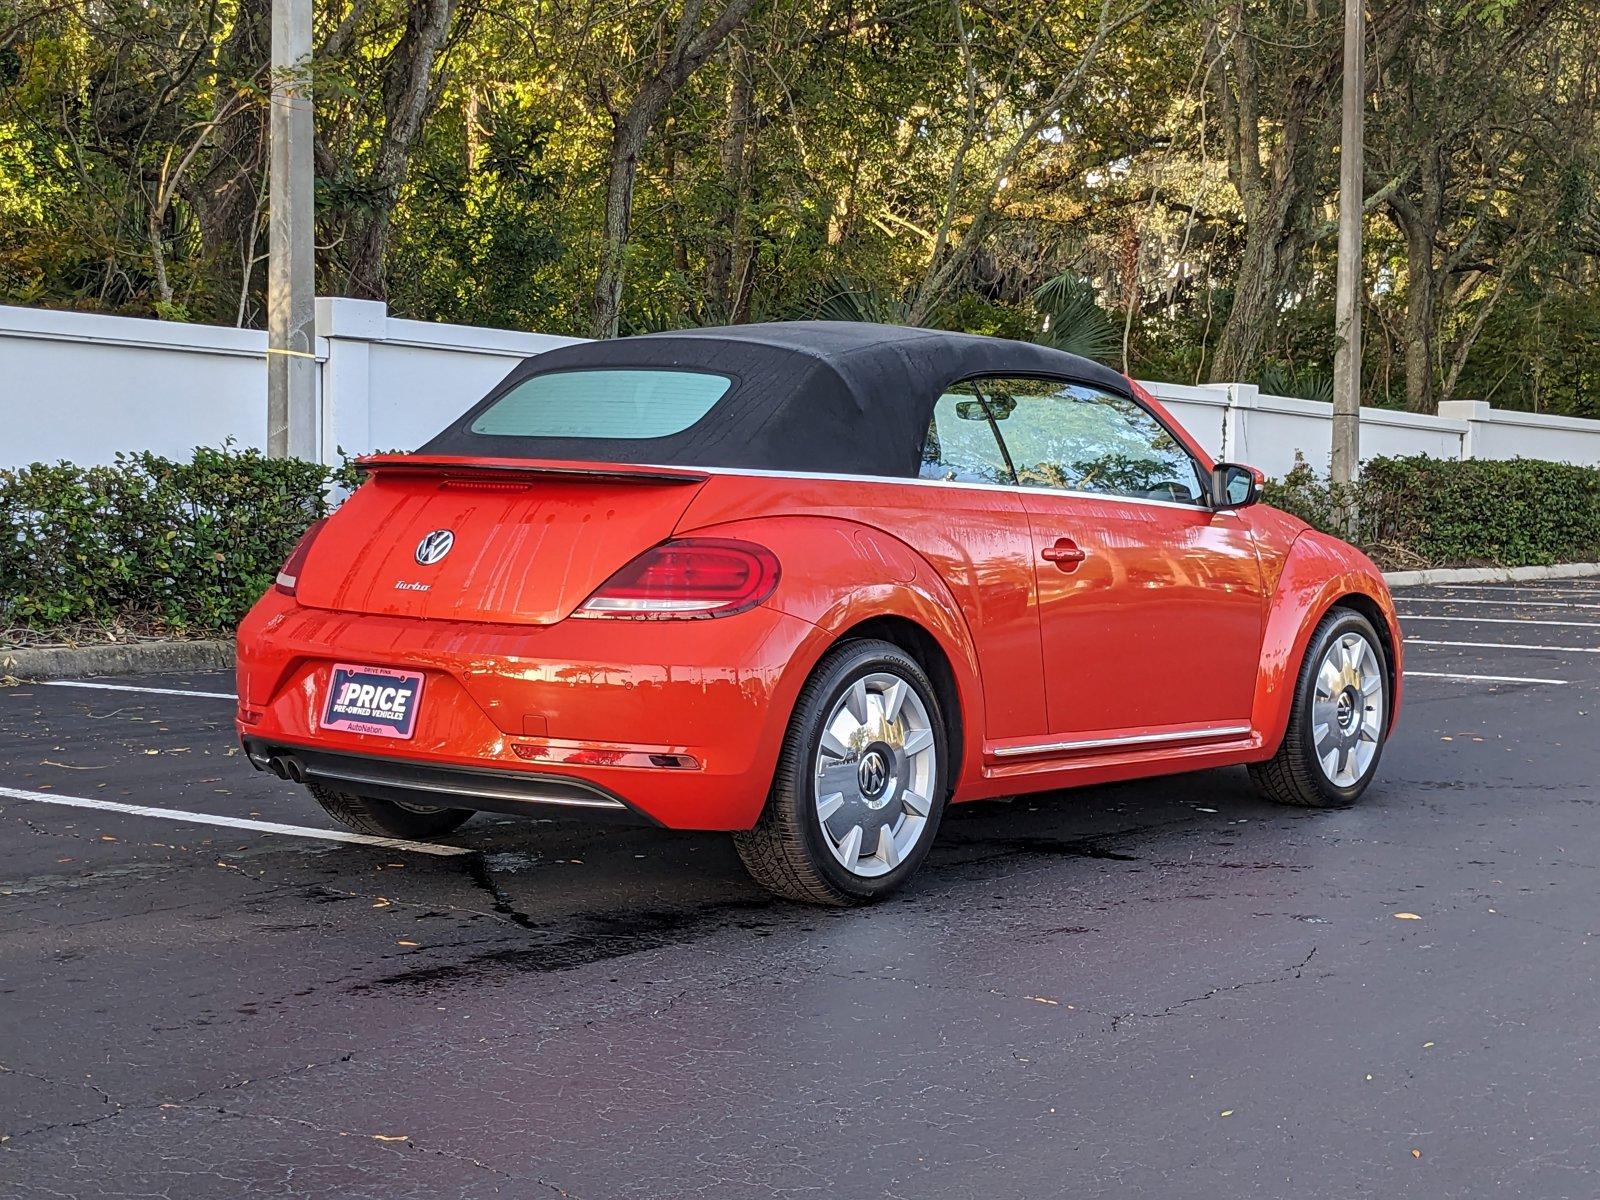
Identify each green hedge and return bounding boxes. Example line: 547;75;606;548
1;446;351;637
5;447;1600;643
1266;454;1600;569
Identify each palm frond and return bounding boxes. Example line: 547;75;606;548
1031;274;1119;364
1256;362;1334;405
805;277;912;324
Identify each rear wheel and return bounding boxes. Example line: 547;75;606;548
308;782;474;839
733;639;949;906
1249;607;1389;808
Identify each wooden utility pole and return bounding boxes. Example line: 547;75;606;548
267;0;317;459
1330;0;1364;487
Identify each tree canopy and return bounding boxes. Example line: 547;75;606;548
2;0;1597;414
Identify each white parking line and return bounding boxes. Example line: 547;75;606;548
1417;584;1600;595
1396;598;1600;611
1399;614;1600;629
41;680;236;700
1406;638;1600;654
1407;670;1568;685
0;785;472;857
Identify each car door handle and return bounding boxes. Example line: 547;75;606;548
1041;538;1087;571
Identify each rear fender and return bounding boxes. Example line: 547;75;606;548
675;514;987;793
1252;530;1403;754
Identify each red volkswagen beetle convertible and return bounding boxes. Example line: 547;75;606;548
238;322;1401;904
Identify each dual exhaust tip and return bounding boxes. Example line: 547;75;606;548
264;754;307;784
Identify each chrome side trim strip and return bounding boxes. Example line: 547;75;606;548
991;723;1255;760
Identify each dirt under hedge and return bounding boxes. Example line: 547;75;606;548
4;448;1600;646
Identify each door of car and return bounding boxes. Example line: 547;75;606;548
957;376;1265;746
910;387;1052;743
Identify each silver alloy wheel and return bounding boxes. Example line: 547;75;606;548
1312;631;1385;787
813;671;938;878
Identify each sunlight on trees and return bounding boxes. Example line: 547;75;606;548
0;0;1595;414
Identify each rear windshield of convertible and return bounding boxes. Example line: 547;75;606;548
468;369;733;439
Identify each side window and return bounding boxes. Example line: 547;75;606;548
919;389;1015;485
974;377;1204;504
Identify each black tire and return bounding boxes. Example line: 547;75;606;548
1249;606;1389;808
733;639;950;906
307;782;474;839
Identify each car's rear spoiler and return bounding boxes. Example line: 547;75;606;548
354;454;710;485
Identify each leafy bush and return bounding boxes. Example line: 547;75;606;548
6;445;1600;644
1265;453;1600;569
1261;454;1364;539
1;445;346;638
1362;456;1600;567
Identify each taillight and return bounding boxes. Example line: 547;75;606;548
574;538;780;619
274;518;328;595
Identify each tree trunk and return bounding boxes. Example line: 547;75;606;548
1209;180;1314;382
705;38;753;325
1205;4;1326;384
1210;246;1284;381
343;0;458;301
592;110;652;339
1387;124;1445;410
1206;1;1406;384
1400;210;1437;412
195;0;271;322
587;0;757;338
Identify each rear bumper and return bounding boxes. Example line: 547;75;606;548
234;589;828;830
241;737;653;823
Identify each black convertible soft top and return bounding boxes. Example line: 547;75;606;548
419;321;1132;478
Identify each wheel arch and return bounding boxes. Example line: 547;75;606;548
1251;530;1403;755
1326;590;1400;726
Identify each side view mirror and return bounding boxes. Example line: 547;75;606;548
1211;462;1264;510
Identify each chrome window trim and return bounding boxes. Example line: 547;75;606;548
654;462;1226;514
991;723;1254;760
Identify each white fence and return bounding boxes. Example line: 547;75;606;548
0;299;578;470
1146;384;1481;478
5;299;1600;476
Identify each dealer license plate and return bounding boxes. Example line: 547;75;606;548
320;664;424;739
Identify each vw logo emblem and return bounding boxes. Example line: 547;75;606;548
414;529;455;566
858;749;889;798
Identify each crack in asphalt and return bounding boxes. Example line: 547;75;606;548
802;942;1323;1037
1;1051;357;1147
1108;946;1319;1029
155;1104;586;1198
0;1062;120;1134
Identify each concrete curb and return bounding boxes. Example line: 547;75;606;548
1;639;234;682
1383;562;1600;587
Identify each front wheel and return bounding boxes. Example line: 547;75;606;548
733;639;950;906
1249;607;1389;808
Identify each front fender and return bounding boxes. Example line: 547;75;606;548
1251;530;1403;754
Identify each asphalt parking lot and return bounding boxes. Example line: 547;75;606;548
3;579;1599;1198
